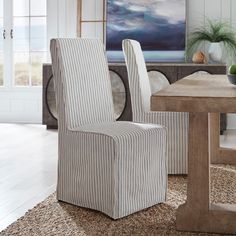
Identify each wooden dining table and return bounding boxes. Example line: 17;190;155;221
151;74;236;235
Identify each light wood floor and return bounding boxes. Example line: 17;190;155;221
0;124;235;232
0;124;58;232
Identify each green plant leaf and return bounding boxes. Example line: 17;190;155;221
186;18;236;61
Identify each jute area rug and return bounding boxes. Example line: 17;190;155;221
1;165;236;236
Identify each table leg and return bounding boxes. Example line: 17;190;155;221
176;112;236;235
209;113;236;165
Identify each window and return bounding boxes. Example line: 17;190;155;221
13;0;47;86
0;0;47;87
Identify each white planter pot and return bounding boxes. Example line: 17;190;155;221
208;42;222;63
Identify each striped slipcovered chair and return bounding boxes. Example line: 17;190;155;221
123;39;189;174
50;38;167;219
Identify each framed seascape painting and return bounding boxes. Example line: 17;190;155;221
106;0;186;62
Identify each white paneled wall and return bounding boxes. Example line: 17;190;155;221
80;0;105;40
77;0;236;55
191;1;235;128
188;0;236;129
188;0;235;29
52;0;236;129
82;0;104;20
47;0;77;59
188;0;236;59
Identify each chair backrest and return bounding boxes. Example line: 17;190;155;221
122;39;152;119
50;38;115;130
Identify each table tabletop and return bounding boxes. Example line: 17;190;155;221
151;74;236;113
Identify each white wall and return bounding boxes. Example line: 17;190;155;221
187;0;236;62
78;0;236;129
50;0;236;129
188;0;236;129
47;0;77;59
188;0;236;30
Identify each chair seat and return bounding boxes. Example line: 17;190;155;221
71;121;166;139
66;121;167;219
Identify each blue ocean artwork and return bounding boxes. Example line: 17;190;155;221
106;0;186;62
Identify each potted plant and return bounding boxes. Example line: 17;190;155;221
186;19;236;63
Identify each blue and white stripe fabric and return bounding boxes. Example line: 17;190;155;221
50;38;167;219
123;39;189;174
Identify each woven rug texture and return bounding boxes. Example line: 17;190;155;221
1;165;236;236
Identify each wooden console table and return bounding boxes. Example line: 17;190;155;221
151;74;236;234
43;63;226;131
